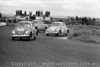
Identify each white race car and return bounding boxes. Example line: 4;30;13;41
11;21;38;40
45;22;69;36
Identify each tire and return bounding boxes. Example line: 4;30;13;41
65;33;67;36
12;37;15;40
55;30;61;36
67;30;69;34
28;32;32;41
35;27;39;34
65;30;69;36
44;27;47;33
20;37;22;40
34;36;36;40
28;36;31;41
46;34;49;36
35;27;38;30
36;30;38;36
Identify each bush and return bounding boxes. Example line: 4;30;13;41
68;25;100;44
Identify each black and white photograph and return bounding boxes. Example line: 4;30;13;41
0;0;100;67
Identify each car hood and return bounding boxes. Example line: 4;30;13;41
15;26;30;32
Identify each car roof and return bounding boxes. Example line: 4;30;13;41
19;21;32;23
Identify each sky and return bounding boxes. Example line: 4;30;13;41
0;0;100;18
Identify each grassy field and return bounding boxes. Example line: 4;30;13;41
67;25;100;44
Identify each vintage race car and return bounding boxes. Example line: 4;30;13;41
45;22;69;36
32;20;48;32
11;21;38;40
0;22;6;26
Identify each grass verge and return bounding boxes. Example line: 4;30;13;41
67;25;100;44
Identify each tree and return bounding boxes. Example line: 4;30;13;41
29;11;32;16
0;13;2;18
24;11;27;16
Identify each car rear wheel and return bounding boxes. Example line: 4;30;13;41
65;30;69;36
44;27;47;33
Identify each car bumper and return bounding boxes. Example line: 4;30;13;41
12;35;29;38
37;28;45;31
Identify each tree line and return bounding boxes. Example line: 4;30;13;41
51;16;98;25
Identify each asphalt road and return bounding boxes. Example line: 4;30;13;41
0;26;100;67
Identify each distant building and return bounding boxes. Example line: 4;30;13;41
35;11;51;21
15;10;51;22
16;10;22;16
45;11;50;17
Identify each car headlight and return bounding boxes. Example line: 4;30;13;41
12;30;15;34
25;30;30;34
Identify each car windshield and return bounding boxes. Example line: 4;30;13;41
17;22;31;27
51;23;60;26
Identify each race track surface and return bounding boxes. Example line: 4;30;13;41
0;27;100;67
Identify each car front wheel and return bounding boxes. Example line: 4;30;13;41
55;30;61;36
46;34;49;36
65;33;67;36
12;37;15;40
28;32;32;41
34;36;36;40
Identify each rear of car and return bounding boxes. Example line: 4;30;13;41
32;20;48;32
